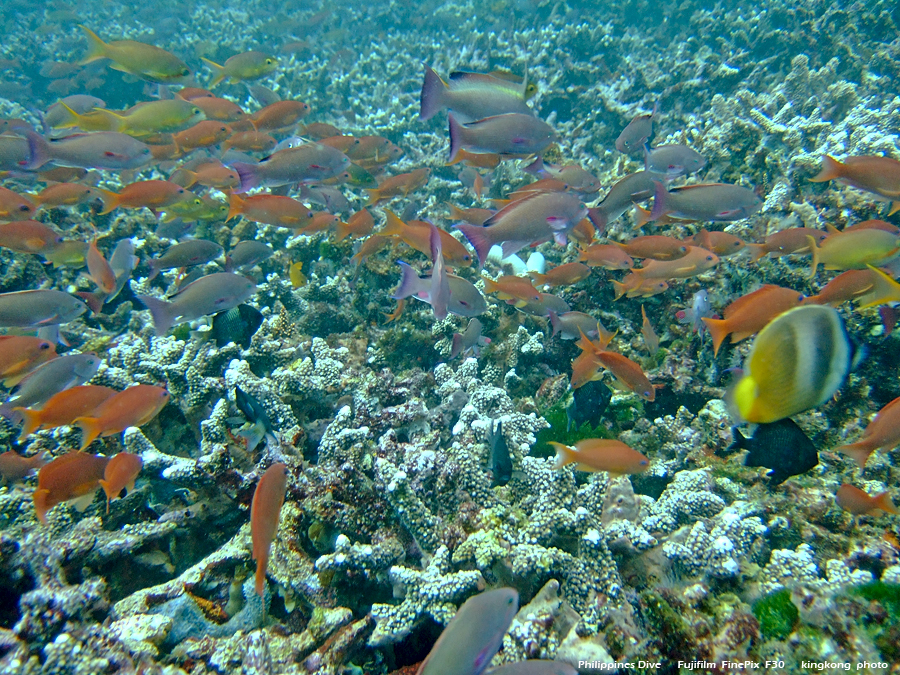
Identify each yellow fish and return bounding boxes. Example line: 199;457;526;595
79;26;190;84
201;51;278;87
289;262;307;288
808;230;900;278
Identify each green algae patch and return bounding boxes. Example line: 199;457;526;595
533;399;613;456
752;589;798;640
852;580;900;613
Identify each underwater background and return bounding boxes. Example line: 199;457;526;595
0;0;900;673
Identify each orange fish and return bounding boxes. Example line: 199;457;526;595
614;235;688;260
301;123;342;139
249;100;310;131
74;384;170;450
616;247;719;296
550;439;649;475
380;210;472;267
366;168;431;205
32;183;103;208
350;234;390;266
33;451;109;524
839;219;900;235
529;262;590;287
834;396;900;468
594;350;655;400
702;284;804;356
227;192;316;229
0;186;37;221
87;239;116;293
251;462;288;595
0;220;63;255
685;229;746;257
297;211;340;234
482;274;541;304
811;155;900;213
172;120;232;151
611;276;669;300
578;244;634;270
99;451;143;511
15;384;117;442
176;87;214;100
445;147;502;169
803;267;900;308
171;162;240;190
0;450;45;484
383;298;405;323
191;96;245;122
99;180;190;214
222;130;276;153
0;335;57;386
835;483;898;516
334;208;375;242
745;228;829;262
446;203;494;225
641;305;659;354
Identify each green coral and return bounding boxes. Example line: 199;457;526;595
752;589;798;640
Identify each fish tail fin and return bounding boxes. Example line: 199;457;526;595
75;290;106;314
856;265;900;310
648;180;669;221
379;210;406;237
549;441;574;469
97;189;120;215
523;156;545;176
745;242;768;262
33;488;50;525
890;201;900;216
807;235;821;279
810;155;843;182
529;271;548;286
364;188;381;206
419;65;447;121
702;317;730;357
875;491;898;515
332;220;351;242
23;130;51;171
78;25;108;65
446;203;468;222
833;440;875;469
231;162;259;193
391;261;420;300
587;207;607;233
633;203;652;228
201;57;227;87
450;333;463;359
136;294;177;335
14;408;42;443
226;191;244;222
611;279;628;301
447;114;466;164
75;416;102;451
91;107;127;132
455;223;491;269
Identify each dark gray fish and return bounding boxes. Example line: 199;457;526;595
615;105;656;154
212;304;263;349
487;419;512;487
245;83;281;107
0;352;101;419
148;239;224;279
0;289;87;328
721;418;818;486
566;378;611;432
224;240;274;272
644;144;706;178
448;112;555;163
234;385;275;451
588;170;663;229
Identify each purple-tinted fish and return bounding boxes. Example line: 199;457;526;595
0;134;30;172
588;171;662;230
0;352;101;419
417;588;519;675
514;292;570;317
224;240;274;272
448;113;555;163
456;191;588;268
147;239;224;280
549;310;608;341
615;104;656;154
45;95;106;129
0;289;87;327
486;662;577;675
649;181;762;222
450;318;490;359
231;142;350;192
137;272;257;335
676;289;716;340
644;144;707;178
24;130;152;171
429;223;450;321
392;262;487;317
420;66;533;122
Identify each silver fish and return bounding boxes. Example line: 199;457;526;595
231;142;350;192
644;144;707;178
448;113;555;163
588;170;663;229
24;130;152;170
420;66;532;122
456;191;588;268
450;318;489;359
0;289;86;327
137;272;257;335
649;181;762;222
224;241;274;271
615;104;656;154
148;239;224;279
0;352;101;419
392;262;487;317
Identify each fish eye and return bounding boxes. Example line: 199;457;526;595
19;204;30;211
39;342;51;350
797;294;805;302
463;254;471;261
266;59;275;65
706;255;713;261
193;108;201;115
142;148;151;154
